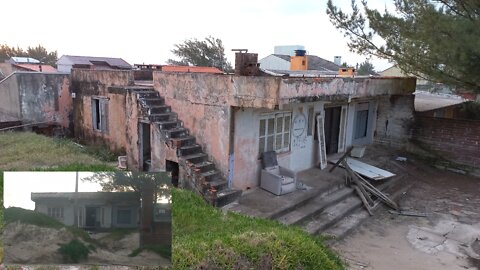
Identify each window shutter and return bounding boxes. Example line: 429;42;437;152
101;99;109;134
338;105;348;152
316;114;327;169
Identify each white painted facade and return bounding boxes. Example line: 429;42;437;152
33;193;139;229
56;56;74;73
232;98;377;189
258;55;290;70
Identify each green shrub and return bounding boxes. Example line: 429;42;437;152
58;239;90;263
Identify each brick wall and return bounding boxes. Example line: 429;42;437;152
412;116;480;168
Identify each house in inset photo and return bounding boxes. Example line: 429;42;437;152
31;192;140;229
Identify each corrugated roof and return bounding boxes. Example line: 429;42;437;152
31;192;139;201
10;57;40;64
13;64;57;73
271;54;341;72
59;55;132;69
161;65;223;74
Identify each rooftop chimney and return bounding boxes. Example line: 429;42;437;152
290;50;308;71
232;49;260;76
334;56;342;66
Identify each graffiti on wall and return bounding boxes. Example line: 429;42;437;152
292;112;307;149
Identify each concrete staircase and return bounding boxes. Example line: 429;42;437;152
275;176;404;239
134;88;242;207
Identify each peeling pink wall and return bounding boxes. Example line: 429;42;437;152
72;69;134;154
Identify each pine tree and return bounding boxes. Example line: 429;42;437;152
327;0;480;92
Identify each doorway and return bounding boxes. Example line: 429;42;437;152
166;160;179;187
324;106;342;155
140;122;151;171
85;206;100;228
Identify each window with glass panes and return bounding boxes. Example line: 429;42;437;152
47;207;63;219
258;112;291;154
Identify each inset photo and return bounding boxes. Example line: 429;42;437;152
3;171;172;268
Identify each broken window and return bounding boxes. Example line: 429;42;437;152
354;103;369;139
259;112;291;154
92;97;109;133
47;207;63;219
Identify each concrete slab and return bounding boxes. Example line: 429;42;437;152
226;166;345;219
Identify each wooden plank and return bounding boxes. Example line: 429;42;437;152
354;186;373;216
329;146;354;173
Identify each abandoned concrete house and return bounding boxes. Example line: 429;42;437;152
31;192;140;229
69;51;416;207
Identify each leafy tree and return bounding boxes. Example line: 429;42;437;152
168;36;233;72
0;44;57;66
84;172;171;203
327;0;480;92
357;60;376;75
26;45;58;66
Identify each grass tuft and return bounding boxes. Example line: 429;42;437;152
129;244;172;259
0;132;115;171
172;188;345;269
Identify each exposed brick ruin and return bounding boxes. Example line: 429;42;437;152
412;116;480;169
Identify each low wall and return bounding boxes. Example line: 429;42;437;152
412;116;480;169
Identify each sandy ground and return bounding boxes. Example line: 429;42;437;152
4;223;171;267
331;157;480;270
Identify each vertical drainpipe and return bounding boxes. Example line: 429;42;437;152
227;106;235;188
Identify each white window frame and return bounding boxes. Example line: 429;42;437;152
258;112;292;154
47;207;63;219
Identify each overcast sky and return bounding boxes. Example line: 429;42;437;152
2;0;395;71
4;172;103;210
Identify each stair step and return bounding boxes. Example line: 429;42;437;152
170;135;196;148
200;170;220;181
205;179;228;191
182;153;208;164
277;187;354;226
177;144;202;156
303;195;362;235
139;97;164;106
164;127;188;139
193;161;215;173
149;105;171;114
149;112;177;122
155;120;182;130
214;188;242;207
136;91;159;98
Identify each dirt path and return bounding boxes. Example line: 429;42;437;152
331;157;480;270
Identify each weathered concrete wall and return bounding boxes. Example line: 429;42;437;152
412;116;480;169
16;72;72;128
0;73;20;121
71;69;134;154
154;73;235;178
279;77;416;104
374;95;415;147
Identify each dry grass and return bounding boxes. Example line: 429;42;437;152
0;131;113;170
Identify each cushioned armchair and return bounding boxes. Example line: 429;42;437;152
260;151;297;195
